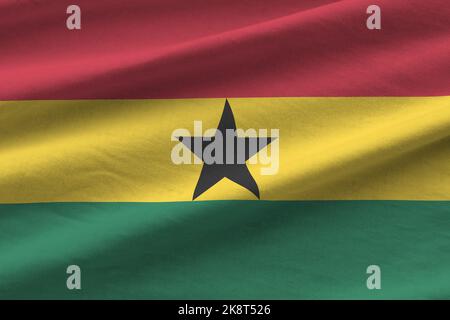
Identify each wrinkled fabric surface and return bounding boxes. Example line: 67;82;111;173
0;0;449;299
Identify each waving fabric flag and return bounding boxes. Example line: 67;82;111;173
0;0;449;299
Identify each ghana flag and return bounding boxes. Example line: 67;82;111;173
0;0;449;299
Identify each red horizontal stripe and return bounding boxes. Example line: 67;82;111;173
0;0;449;99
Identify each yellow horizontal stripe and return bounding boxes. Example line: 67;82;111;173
0;97;449;203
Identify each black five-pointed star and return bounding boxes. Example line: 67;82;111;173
179;99;276;200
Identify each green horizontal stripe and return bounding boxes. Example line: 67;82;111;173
0;201;449;299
